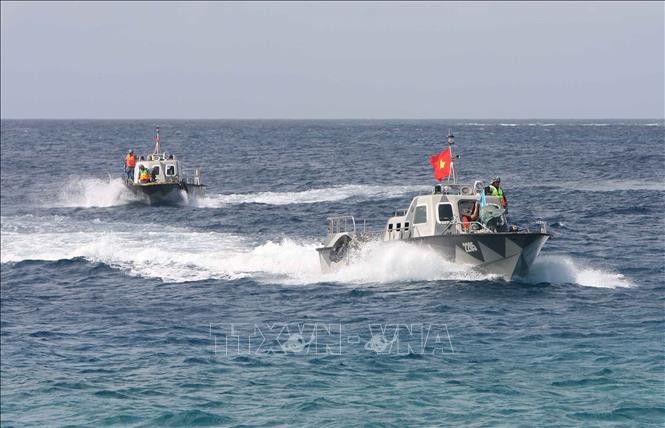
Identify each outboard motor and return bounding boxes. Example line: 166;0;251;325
328;234;352;263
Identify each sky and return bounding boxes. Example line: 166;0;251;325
1;1;663;119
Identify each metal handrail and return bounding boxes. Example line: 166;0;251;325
326;216;357;236
326;215;393;237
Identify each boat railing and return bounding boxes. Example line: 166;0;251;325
326;216;384;238
182;169;203;186
535;220;549;234
146;152;176;162
326;216;356;236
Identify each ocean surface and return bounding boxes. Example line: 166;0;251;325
1;119;664;426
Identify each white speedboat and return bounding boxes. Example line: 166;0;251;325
124;127;205;205
317;132;550;280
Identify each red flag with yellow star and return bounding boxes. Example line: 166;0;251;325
430;148;452;181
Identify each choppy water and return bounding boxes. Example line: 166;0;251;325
1;119;664;426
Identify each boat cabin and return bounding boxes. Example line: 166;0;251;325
383;182;507;240
133;152;181;184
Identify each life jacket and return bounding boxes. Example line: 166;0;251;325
139;170;150;182
126;153;136;167
489;184;503;197
489;185;508;208
462;216;471;230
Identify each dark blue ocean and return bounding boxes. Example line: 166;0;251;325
1;119;664;426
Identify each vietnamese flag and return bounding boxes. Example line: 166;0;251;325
430;148;452;181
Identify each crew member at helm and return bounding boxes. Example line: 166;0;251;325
462;200;480;231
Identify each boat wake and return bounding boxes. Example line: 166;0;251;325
193;184;427;207
50;181;427;208
319;240;493;284
0;215;488;284
1;216;633;288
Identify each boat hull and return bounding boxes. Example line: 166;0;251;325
125;182;186;205
317;232;549;280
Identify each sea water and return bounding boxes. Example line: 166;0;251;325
1;119;663;425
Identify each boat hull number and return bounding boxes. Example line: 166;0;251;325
462;242;478;253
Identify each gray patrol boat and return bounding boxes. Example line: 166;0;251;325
125;127;205;205
317;133;550;280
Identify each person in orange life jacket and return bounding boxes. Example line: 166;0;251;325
124;150;136;181
462;200;479;231
486;176;508;209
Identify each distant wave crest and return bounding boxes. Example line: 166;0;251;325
535;179;665;192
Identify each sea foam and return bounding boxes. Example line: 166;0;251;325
1;216;631;287
54;176;139;208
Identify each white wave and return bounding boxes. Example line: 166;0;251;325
319;240;493;284
0;215;632;287
194;184;427;207
499;123;518;127
581;123;609;126
53;176;139;208
524;255;634;288
1;223;250;282
0;215;491;284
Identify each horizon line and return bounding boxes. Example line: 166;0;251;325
2;117;663;121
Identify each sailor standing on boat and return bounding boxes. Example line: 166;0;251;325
124;150;136;181
487;176;508;209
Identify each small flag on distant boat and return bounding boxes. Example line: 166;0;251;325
430;148;452;181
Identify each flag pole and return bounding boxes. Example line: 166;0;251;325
153;126;161;155
447;130;456;184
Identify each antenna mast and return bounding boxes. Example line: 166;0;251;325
153;126;161;155
447;129;457;183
